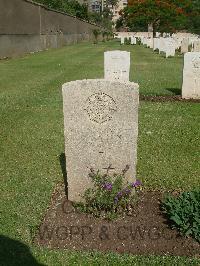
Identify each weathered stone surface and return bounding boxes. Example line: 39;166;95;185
182;52;200;99
131;36;136;45
104;50;130;82
62;79;139;202
146;38;153;48
193;40;200;52
153;38;159;51
181;38;189;54
165;38;176;58
158;38;166;54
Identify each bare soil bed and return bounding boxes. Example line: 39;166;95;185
34;184;200;257
140;95;200;103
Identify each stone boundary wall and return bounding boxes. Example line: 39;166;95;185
0;0;100;58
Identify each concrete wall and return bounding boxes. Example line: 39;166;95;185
0;0;100;58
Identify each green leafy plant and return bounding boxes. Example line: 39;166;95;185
136;37;141;45
162;190;200;242
102;31;107;42
124;37;131;45
74;166;142;220
92;29;101;44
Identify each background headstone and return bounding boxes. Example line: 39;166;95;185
131;36;136;45
181;38;189;54
104;51;130;82
182;52;200;99
159;38;166;54
153;38;159;51
62;79;139;202
193;40;200;52
165;38;176;58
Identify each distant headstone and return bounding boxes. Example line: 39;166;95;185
193;40;200;52
158;38;166;54
131;36;136;45
140;37;144;44
181;38;189;54
143;37;147;46
153;38;159;51
146;38;153;48
121;37;124;45
173;37;182;50
182;52;200;99
165;38;176;58
155;32;160;38
104;50;130;82
62;79;139;202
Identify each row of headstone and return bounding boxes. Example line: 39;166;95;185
141;35;200;98
62;50;139;202
120;36;137;45
141;35;200;57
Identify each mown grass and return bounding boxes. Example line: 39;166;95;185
0;40;199;265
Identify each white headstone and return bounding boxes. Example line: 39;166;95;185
193;40;200;52
146;38;153;48
159;38;166;53
104;51;130;82
143;37;147;46
182;52;200;99
121;37;124;45
62;79;139;202
156;32;160;38
181;38;189;54
153;38;159;51
165;38;176;58
131;36;136;45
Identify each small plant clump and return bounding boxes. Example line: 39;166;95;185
124;37;131;45
162;190;200;242
136;37;141;45
92;29;101;44
74;165;142;220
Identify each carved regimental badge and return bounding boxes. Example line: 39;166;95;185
85;92;117;124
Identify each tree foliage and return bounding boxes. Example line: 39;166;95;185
35;0;113;30
118;0;200;35
35;0;89;19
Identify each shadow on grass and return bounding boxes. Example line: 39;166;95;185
166;88;181;95
59;153;68;198
0;235;45;266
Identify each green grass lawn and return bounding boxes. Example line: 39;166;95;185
0;40;200;265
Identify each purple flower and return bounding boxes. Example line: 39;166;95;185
131;182;135;187
114;197;118;204
124;188;131;195
131;180;142;188
134;180;142;187
102;182;113;191
117;191;123;197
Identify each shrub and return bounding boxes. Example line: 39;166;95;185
124;37;131;45
102;31;107;42
74;166;142;220
136;37;141;45
92;29;101;44
162;190;200;242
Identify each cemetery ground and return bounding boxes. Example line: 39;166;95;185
0;40;200;265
